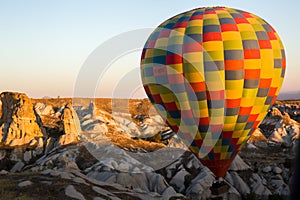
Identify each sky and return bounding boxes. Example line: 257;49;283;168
0;0;299;98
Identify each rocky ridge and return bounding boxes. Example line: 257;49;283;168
0;92;298;199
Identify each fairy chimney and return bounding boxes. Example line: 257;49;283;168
0;92;45;147
57;103;81;146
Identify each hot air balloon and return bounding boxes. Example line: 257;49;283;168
140;6;285;180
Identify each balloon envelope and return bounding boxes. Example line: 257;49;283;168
141;7;285;178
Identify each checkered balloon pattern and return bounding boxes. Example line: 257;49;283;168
141;7;285;178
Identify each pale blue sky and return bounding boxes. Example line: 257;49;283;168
0;0;299;98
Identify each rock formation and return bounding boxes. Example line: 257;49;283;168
282;112;299;126
57;103;81;146
248;128;268;144
271;107;283;117
0;100;2;118
0;97;297;199
35;103;55;116
0;92;44;147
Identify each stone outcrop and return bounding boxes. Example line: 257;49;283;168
35;103;55;116
282;112;299;126
271;107;283;117
57;103;81;146
249;128;267;142
259;104;300;147
0;100;2;118
0;92;44;147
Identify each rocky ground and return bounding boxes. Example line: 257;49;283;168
0;91;299;200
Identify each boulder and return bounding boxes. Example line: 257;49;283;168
246;143;257;149
35;137;44;155
262;166;272;173
273;166;283;174
18;180;33;187
0;170;8;175
23;151;32;162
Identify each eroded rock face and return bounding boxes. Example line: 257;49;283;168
271;107;283;117
57;103;81;146
248;128;268;144
0;100;2;118
0;92;44;147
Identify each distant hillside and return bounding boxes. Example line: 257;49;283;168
278;91;300;100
